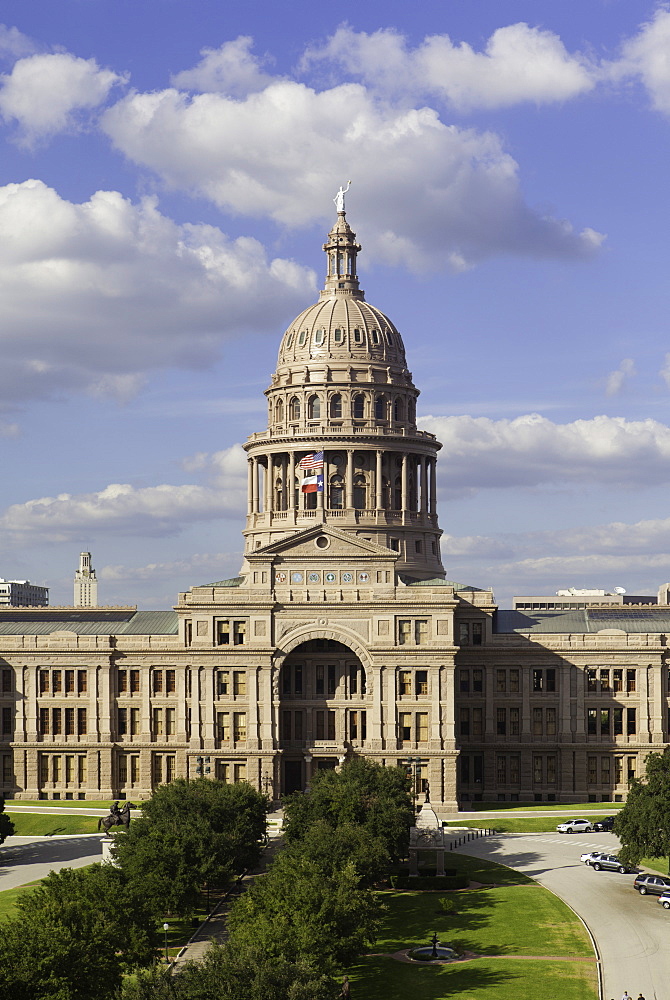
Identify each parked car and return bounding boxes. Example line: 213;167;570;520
586;853;635;873
557;819;593;834
581;851;608;864
633;874;670;895
593;816;616;832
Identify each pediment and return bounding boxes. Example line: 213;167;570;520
248;524;397;562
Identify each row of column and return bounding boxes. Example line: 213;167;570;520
247;450;438;515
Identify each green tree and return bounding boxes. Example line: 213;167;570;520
113;778;267;916
0;863;158;1000
285;817;390;885
283;757;412;861
227;842;380;972
616;748;670;871
0;795;14;844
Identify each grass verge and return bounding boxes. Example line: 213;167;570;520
470;802;622;813
447;817;612;834
7;814;100;836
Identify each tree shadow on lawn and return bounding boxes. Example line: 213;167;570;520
347;955;509;1000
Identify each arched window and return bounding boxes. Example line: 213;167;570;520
275;399;284;423
298;330;307;346
290;397;301;421
394;475;402;510
408;399;416;424
371;329;379;344
375;395;387;420
308;395;321;419
334;328;343;343
330;394;342;419
393;398;404;422
275;477;284;511
353;474;367;510
313;329;324;346
286;332;294;349
330;475;344;509
352;394;365;419
353;328;363;344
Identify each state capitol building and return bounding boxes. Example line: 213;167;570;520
1;201;669;808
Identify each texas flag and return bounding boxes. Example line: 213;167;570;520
301;473;324;493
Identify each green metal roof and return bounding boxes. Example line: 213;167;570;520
495;608;670;635
200;577;244;588
0;609;178;636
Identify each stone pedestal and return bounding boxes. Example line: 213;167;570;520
101;836;117;866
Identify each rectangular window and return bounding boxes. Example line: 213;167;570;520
77;708;87;735
458;622;469;645
460;755;470;783
350;710;358;740
233;712;247;742
587;709;597;735
39;753;49;783
496;707;506;736
460;707;470;737
1;669;11;693
282;710;291;741
600;709;610;736
533;669;543;692
510;755;520;784
294;665;303;696
627;708;636;735
587;669;597;693
510;707;520;736
533;707;543;736
545;669;556;692
218;670;230;696
294;711;303;741
588;755;598;783
52;708;62;735
613;707;623;736
65;756;74;783
233;621;246;645
65;707;75;735
399;670;411;696
627;756;636;781
398;620;411;645
327;665;336;696
416;670;428;696
473;755;483;784
153;670;163;694
166;756;175;783
233;671;247;697
166;707;175;736
496;670;506;693
416;713;428;743
315;711;324;740
415;620;428;645
349;666;358;695
546;707;556;736
327;710;336;741
600;669;610;691
130;756;139;784
626;669;636;693
615;756;623;784
78;755;87;784
533;755;542;783
473;669;483;694
118;707;127;736
509;669;519;693
118;754;128;783
65;670;74;694
601;756;610;784
613;669;623;692
496;755;507;784
1;707;12;735
130;670;140;693
77;670;87;694
315;666;324;695
153;708;163;736
166;670;176;693
399;712;412;742
472;622;483;646
118;670;127;693
234;763;246;783
153;755;162;785
130;707;140;735
546;756;557;783
459;670;470;693
39;670;49;694
472;707;483;736
53;756;61;781
217;712;230;741
52;671;62;693
217;620;230;645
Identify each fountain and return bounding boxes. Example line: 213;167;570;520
409;932;459;963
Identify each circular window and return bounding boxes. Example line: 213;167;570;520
315;536;330;550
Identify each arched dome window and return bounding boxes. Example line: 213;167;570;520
286;332;294;349
275;477;284;511
352;394;365;419
313;329;325;347
394;475;402;510
353;474;367;510
371;329;380;345
375;395;387;420
408;399;416;424
334;328;343;343
275;399;284;423
330;394;342;419
353;328;363;344
393;398;404;422
308;395;321;419
329;474;344;510
290;397;301;421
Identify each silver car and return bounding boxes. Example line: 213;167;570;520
557;818;593;834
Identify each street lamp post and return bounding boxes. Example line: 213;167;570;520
403;756;424;820
163;922;169;964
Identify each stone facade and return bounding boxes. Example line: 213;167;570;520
0;205;668;806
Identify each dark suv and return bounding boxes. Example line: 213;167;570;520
633;874;670;895
586;854;635;873
593;816;615;832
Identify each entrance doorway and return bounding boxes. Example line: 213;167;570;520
283;759;302;795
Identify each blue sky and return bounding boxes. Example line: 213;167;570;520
1;0;670;608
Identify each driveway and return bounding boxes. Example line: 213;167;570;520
0;834;103;891
454;831;670;1000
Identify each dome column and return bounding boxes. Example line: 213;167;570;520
346;450;354;509
430;458;437;517
375;450;384;509
288;451;296;518
420;456;428;516
252;458;260;514
247;459;254;516
401;453;409;512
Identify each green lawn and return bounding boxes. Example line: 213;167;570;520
7;813;100;836
447;816;613;834
345;852;596;1000
471;802;623;812
0;880;42;920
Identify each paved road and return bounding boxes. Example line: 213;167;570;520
0;834;103;890
454;831;670;1000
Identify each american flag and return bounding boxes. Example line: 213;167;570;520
298;452;324;470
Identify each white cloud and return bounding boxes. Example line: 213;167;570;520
303;23;596;111
171;36;275;96
0;24;36;61
0;52;126;143
419;412;670;494
660;352;670;388
613;8;670;114
605;357;636;396
102;80;601;271
0;179;314;406
0;446;248;543
100;551;241;584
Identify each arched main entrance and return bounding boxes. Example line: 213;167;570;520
278;638;369;794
